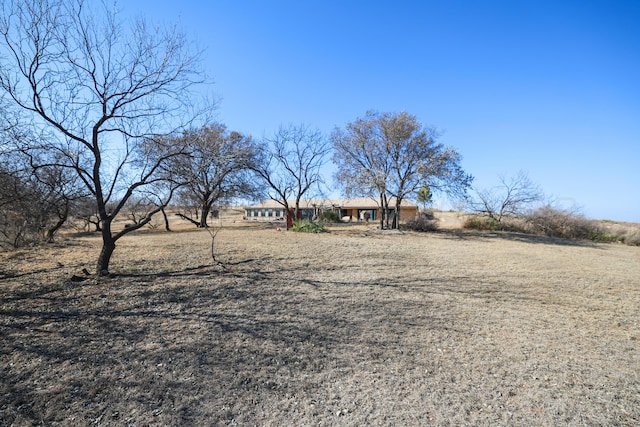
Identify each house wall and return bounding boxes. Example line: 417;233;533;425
244;202;418;223
340;207;417;223
245;207;285;221
399;206;419;219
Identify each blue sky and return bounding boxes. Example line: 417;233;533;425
126;1;639;221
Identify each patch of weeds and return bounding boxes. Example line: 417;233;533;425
462;215;502;231
290;219;326;233
588;231;614;242
320;211;342;223
618;230;640;246
405;215;438;232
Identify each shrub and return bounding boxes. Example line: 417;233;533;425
320;211;341;223
623;230;640;246
405;213;438;232
463;207;626;244
523;206;611;241
290;219;326;233
462;215;503;231
602;226;640;246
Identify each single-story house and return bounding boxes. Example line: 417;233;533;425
244;197;418;223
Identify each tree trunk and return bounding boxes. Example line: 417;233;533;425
379;193;385;229
46;204;69;243
161;207;171;231
199;202;211;228
283;202;292;230
380;193;391;229
393;200;401;230
96;220;116;275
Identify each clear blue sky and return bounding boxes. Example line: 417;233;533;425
126;0;639;222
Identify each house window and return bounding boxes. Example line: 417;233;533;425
246;209;251;217
359;209;376;221
261;208;266;217
268;208;273;217
275;209;280;217
254;209;258;217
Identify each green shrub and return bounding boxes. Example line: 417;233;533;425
320;211;341;223
462;215;502;231
290;219;326;233
588;231;614;242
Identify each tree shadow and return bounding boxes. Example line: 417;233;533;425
430;228;606;248
0;256;457;424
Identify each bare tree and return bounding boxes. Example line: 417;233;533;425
74;197;103;232
0;152;86;247
332;111;473;229
0;160;35;248
0;0;209;274
252;124;330;228
34;161;88;242
472;171;544;222
332;112;391;229
170;123;261;228
123;196;153;226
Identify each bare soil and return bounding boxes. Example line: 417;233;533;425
1;216;639;426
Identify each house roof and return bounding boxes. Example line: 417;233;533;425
245;197;417;209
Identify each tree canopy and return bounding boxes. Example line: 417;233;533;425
251;124;330;228
169;123;261;228
0;0;210;274
332;111;473;229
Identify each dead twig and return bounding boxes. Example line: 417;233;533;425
204;221;226;268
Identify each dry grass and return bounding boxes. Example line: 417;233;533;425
1;217;639;426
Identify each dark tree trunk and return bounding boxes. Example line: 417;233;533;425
199;203;211;228
161;207;171;231
46;204;69;243
96;220;116;275
393;200;401;230
379;193;385;229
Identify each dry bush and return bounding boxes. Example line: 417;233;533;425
405;211;439;232
601;220;640;246
620;229;640;246
463;206;638;244
523;206;611;241
462;215;502;231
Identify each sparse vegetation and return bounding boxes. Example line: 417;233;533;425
463;205;640;245
290;218;327;233
1;219;638;425
470;171;544;223
462;215;503;231
320;210;342;223
523;205;610;240
404;211;439;232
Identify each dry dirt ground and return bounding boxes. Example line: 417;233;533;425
1;214;639;426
